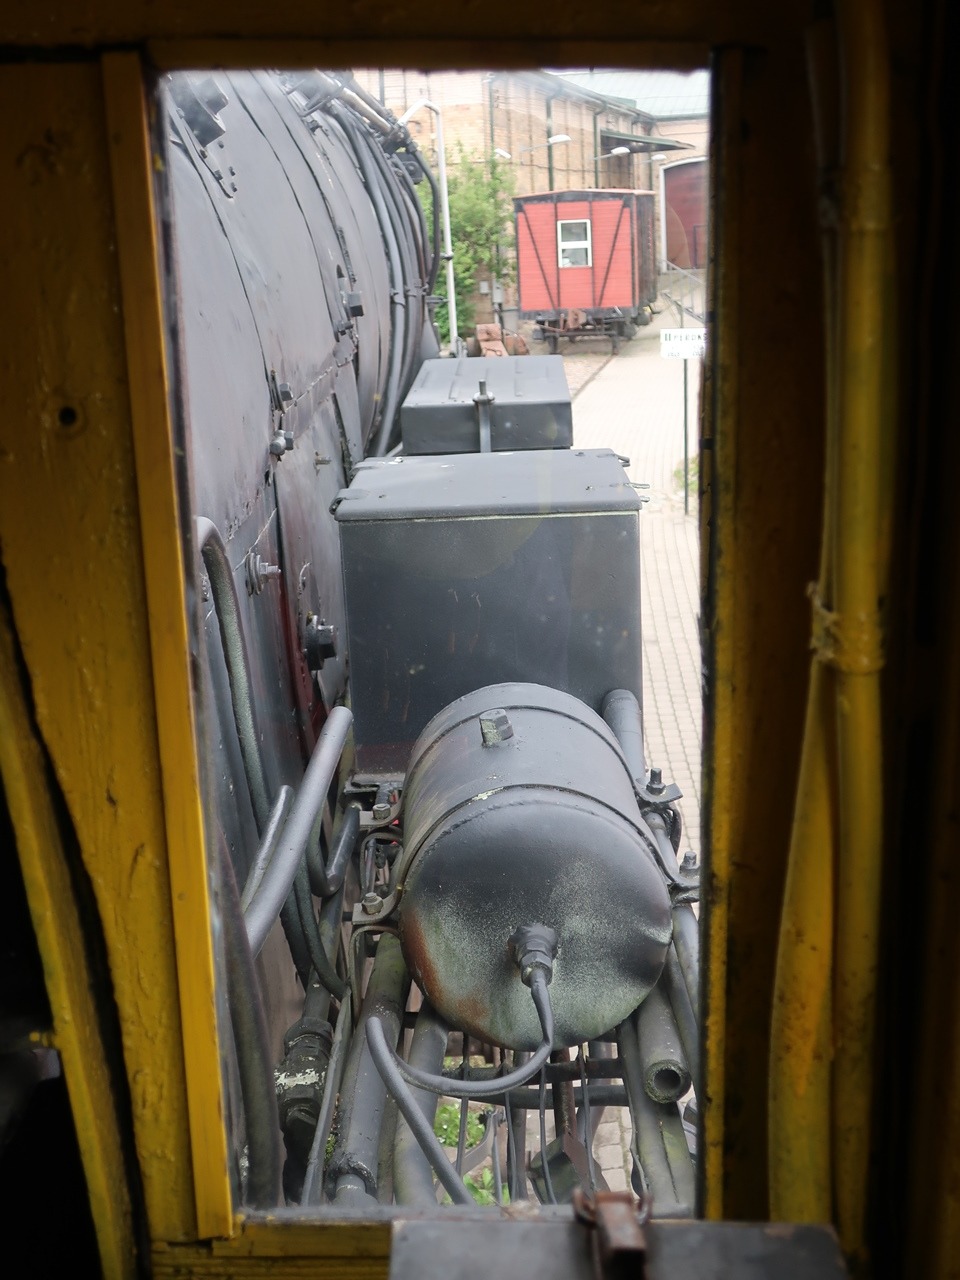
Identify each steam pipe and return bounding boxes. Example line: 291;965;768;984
391;1003;459;1205
660;942;700;1097
635;982;692;1103
244;705;352;957
602;688;648;792
217;835;282;1208
330;934;409;1202
240;784;293;912
619;1018;692;1216
197;517;271;832
672;901;700;1014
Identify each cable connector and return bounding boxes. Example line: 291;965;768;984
509;923;559;986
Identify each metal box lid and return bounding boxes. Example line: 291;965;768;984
399;355;572;454
333;447;640;522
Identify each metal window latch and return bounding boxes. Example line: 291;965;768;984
573;1188;651;1280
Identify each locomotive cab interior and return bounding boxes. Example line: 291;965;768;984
0;4;958;1278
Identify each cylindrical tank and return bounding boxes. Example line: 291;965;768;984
397;683;672;1050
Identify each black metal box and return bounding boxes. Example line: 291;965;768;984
334;449;643;777
399;355;572;454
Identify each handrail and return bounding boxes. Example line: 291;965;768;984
659;262;707;324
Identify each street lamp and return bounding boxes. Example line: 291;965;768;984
518;132;571;155
591;145;631;160
398;97;458;355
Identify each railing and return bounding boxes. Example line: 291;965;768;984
659;263;707;324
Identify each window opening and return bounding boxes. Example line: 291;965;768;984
558;218;592;268
158;62;709;1222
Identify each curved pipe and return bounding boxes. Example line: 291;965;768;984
369;969;554;1100
217;834;282;1208
240;784;294;912
307;802;361;898
197;517;271;831
244;705;352;957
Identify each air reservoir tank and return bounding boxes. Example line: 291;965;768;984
397;683;673;1050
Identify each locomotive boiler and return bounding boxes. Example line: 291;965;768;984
162;68;699;1215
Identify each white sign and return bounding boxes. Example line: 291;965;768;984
660;327;706;359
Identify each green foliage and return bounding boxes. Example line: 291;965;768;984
419;145;516;343
433;1102;484;1149
464;1167;509;1206
673;451;700;493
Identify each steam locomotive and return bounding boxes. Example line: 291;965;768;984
164;68;698;1213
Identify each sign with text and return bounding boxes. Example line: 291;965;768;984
660;327;706;359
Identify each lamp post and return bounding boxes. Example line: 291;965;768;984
398;98;458;355
518;133;570;191
590;145;631;186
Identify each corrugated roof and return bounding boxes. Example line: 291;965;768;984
551;70;710;120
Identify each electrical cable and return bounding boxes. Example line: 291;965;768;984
365;1018;473;1205
369;967;555;1101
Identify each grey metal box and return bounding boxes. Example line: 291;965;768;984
399;355;572;454
334;449;643;776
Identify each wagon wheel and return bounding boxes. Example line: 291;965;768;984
623;321;638;341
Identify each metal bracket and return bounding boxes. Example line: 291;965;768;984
573;1188;651;1280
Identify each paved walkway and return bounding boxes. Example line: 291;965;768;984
563;311;702;856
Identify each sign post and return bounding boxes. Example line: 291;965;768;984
660;326;706;515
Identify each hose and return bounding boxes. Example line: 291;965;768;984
243;705;352;957
293;861;347;1001
197;517;271;832
369;968;555;1100
217;834;282;1208
331;103;406;457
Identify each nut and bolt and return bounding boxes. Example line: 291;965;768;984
245;552;281;595
371;801;391;822
361;892;381;915
648;767;664;795
681;850;698;871
480;708;514;746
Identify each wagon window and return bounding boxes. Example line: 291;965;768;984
558;218;592;267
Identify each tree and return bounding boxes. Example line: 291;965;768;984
419;145;515;344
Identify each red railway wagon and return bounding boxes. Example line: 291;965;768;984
514;189;657;353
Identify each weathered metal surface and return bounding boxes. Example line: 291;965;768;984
400;355;573;454
389;1218;848;1280
335;449;643;774
398;684;671;1049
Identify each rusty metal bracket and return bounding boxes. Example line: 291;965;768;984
573;1188;651;1280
